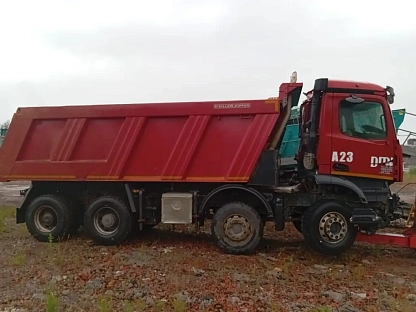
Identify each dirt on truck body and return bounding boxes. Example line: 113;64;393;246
0;73;405;256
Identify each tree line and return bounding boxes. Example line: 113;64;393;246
1;120;10;129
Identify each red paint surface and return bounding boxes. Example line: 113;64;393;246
0;83;302;182
356;226;416;249
356;200;416;249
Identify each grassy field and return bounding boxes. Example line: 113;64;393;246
404;170;416;183
0;203;416;312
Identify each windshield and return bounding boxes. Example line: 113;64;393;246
340;100;387;140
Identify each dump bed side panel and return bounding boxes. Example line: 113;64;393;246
0;99;280;183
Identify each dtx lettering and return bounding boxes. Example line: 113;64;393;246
332;151;353;163
370;156;393;168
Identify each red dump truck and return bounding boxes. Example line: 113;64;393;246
0;74;403;256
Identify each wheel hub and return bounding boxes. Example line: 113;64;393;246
223;215;252;242
34;205;57;232
102;213;116;228
93;206;120;236
319;212;347;244
41;212;54;226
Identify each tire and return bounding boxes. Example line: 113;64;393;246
301;200;357;256
211;202;263;255
25;194;74;242
83;196;134;246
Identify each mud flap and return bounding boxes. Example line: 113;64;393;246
16;207;26;224
16;185;33;224
274;197;285;231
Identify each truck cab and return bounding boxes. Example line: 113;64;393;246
298;79;402;182
287;78;402;254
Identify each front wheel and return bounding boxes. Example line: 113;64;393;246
301;201;357;256
211;202;263;255
83;196;134;246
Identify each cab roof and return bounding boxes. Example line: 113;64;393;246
326;79;386;93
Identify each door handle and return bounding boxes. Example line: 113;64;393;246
333;163;349;172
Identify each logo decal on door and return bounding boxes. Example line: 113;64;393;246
370;156;393;168
370;156;394;174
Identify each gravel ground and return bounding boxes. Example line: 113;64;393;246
0;182;415;312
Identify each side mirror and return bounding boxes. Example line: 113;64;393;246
386;86;395;104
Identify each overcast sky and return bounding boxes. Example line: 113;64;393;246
1;0;416;140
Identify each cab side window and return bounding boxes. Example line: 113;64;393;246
339;100;387;140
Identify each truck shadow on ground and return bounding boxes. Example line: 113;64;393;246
56;221;416;261
64;222;309;253
132;227;306;250
9;216;416;261
127;224;416;261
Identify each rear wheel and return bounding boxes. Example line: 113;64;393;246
211;202;263;255
83;196;134;246
25;194;74;242
302;200;357;256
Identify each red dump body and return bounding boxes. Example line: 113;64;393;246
0;83;303;183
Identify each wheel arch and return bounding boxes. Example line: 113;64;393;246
314;174;368;204
16;182;78;223
198;184;274;218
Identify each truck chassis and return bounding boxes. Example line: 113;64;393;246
15;170;405;257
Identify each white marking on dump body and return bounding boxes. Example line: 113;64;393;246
213;103;251;109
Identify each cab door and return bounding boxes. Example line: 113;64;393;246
330;93;395;181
